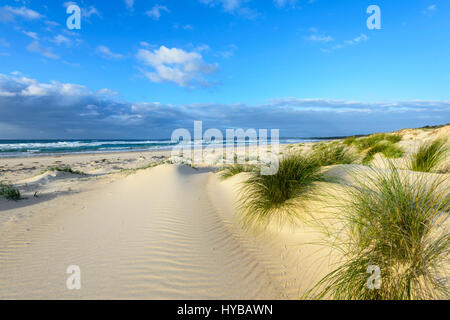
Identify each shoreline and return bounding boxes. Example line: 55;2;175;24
0;140;320;160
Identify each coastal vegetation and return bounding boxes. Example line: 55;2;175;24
311;141;358;166
238;154;323;229
310;165;449;299
44;165;86;175
0;182;21;201
409;138;448;173
219;163;258;180
120;162;159;175
344;133;404;164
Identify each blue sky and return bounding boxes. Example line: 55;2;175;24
0;0;449;138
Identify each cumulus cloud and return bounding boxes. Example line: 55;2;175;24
145;5;170;20
0;74;449;139
136;46;218;87
96;45;125;60
0;5;43;22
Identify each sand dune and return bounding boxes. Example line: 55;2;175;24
1;125;447;299
0;164;300;299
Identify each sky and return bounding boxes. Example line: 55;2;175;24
0;0;449;139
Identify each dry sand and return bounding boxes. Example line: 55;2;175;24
0;162;333;299
0;125;448;299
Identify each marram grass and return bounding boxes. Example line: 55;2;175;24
44;165;86;175
0;182;21;201
409;138;448;173
238;154;323;229
344;133;404;164
219;163;258;180
309;164;449;300
311;142;358;166
362;141;404;164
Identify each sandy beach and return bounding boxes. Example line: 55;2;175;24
0;125;448;299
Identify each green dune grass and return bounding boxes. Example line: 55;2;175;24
0;182;21;201
310;164;449;300
344;133;404;164
409;138;448;173
238;154;323;229
311;142;359;166
219;163;258;180
44;166;86;175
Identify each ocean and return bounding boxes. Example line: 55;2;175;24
0;138;321;158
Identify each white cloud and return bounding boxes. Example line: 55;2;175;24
0;74;449;139
307;34;334;42
136;45;218;87
274;0;298;8
23;31;39;40
199;0;258;19
320;33;369;52
51;35;71;46
4;77;87;97
63;2;101;19
96;46;125;60
216;44;238;59
146;5;170;20
422;4;437;15
200;0;241;11
0;5;43;22
26;41;59;60
139;41;153;48
345;34;369;45
45;20;60;27
83;6;101;18
174;24;194;30
97;88;119;96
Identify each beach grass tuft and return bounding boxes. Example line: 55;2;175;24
362;141;404;164
344;133;404;164
219;163;258;180
409;138;448;173
0;182;21;201
311;142;359;166
310;164;449;300
120;162;159;175
238;153;323;229
44;166;86;175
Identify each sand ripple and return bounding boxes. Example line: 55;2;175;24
0;165;285;299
